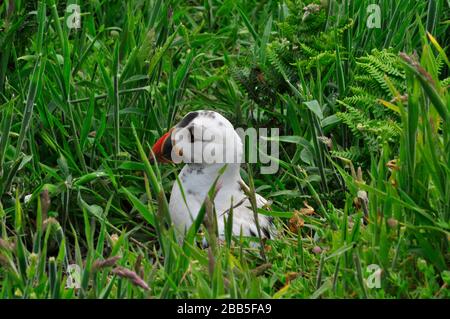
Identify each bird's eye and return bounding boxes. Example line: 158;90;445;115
188;126;195;143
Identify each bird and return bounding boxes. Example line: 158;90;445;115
151;110;276;241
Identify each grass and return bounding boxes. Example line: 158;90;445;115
0;0;449;298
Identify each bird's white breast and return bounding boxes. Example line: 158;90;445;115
169;163;275;239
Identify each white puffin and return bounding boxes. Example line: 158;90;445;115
151;110;275;240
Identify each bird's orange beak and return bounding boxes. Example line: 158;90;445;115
150;128;174;164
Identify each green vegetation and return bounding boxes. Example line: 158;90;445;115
0;0;449;298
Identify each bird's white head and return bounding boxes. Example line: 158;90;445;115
151;110;243;165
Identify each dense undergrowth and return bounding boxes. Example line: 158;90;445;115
0;0;449;298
